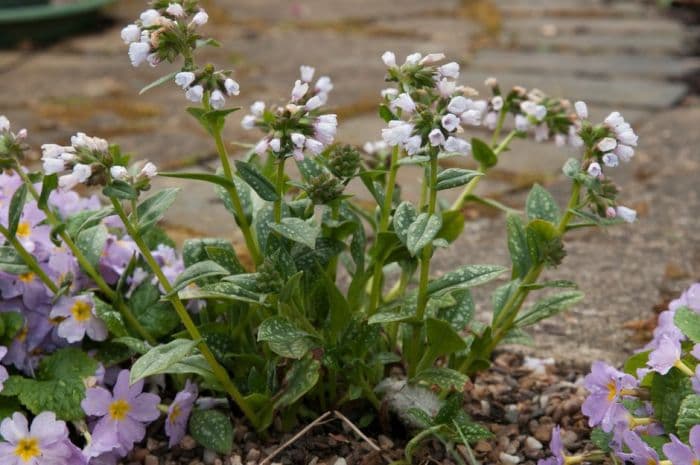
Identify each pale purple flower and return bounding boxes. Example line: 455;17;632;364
460;109;483;127
447;96;469;115
121;25;141;44
305;95;324;111
537;426;565;465
100;237;139;285
444;136;471;155
602;153;619;167
305;138;324;155
210;90;226;109
616;206;637;223
587;162;602;178
241;115;256;130
82;370;160;457
110;166;129;181
175;72;195;89
620;431;661;465
419;53;445;65
491;96;504;111
574;101;588;120
404;135;422;156
382;120;413;147
390;93;416;114
515;114;530;132
534;123;549;142
315;76;333;95
139;9;161;27
381;51;396;67
140;162;158;179
185;85;204;103
128;42;151;67
291;80;309;102
436;78;456;97
581;361;637;432
441;113;460;132
404;52;422;65
664;425;700;465
191;9;208;26
224;78;240;96
166;380;198;447
0;347;7;392
428;129;445;147
598;137;617;152
648;333;681;375
50;294;107;343
437;62;459;79
299;65;315;83
0;412;81;465
313;114;337;145
614;144;635;162
166;3;185;17
152;244;184;288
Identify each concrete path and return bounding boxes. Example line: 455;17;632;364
1;0;698;362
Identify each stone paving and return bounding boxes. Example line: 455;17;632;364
1;0;698;363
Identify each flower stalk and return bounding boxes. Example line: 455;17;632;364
0;224;58;295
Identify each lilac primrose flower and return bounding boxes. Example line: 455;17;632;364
537;426;565;465
165;380;198;447
647;333;682;375
0;346;8;392
0;411;83;465
81;370;160;457
663;425;700;465
50;294;108;343
620;430;661;465
581;361;637;432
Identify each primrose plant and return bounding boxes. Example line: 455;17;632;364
0;0;641;461
540;283;700;465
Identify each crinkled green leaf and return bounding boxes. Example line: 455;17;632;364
257;317;316;359
269;217;319;250
189;409;233;454
427;264;506;296
526;184;560;223
407;213;442;256
137;188;180;232
234;160;278;201
130;338;198;384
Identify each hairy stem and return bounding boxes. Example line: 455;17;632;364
367;146;400;316
110;197;260;428
15;170;154;343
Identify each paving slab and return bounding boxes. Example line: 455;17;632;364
471;50;700;79
503;17;687;36
461;71;687;109
496;0;649;17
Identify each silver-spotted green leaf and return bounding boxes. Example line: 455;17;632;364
65;207;115;239
393;201;417;246
492;280;520;324
269;217;319;249
526;184;560;223
234;160;278;201
674;306;700;343
204;243;245;275
113;336;151;354
75;224;108;269
130;338;198;384
438;289;474;331
137;188;180;232
506;214;531;279
515;291;584;327
274;357;321;409
425;318;467;355
562;158;581;178
216;175;253;226
675;394;700;442
0;246;28;275
189;409;233;454
8;184;27;238
414;367;468;390
521;280;578;290
92;297;128;338
407;213;442;256
435;169;482;191
427;264;506;296
257;317;316;359
167;260;230;296
178;282;262;305
368;308;416;325
501;328;534;346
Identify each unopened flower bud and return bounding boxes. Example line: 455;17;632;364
419;53;445;65
191;9;209;26
291;80;309;102
300;65;315;83
587;162;602;178
616;206;637;223
381;51;396;67
574;101;588;120
606;206;617;218
210;90;226;109
185;85;204;103
110;165;129;181
175;72;196;89
328;145;360;179
306;172;344;205
166;3;185;17
121;24;141;44
315;76;333;94
484;77;498;88
16;129;27;139
224;78;240;96
438;62;460;79
404;53;422;65
140;162;158;179
597;137;617;152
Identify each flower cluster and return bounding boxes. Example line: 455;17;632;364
0;116;28;169
380;51;474;156
241;65;337;161
540;283;700;465
122;1;209;68
174;68;240;107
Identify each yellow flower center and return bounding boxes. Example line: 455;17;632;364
108;399;131;421
17;325;28;342
16;222;31;238
169;404;181;424
14;437;40;461
18;273;34;283
70;300;92;322
647;459;656;465
606;380;617;402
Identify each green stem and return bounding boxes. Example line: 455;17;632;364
450;130;518;212
367;146;401;316
274;157;286;224
110;198;260;428
15;170;154;344
0;224;58;294
491;107;508;147
211;125;262;266
461;180;582;372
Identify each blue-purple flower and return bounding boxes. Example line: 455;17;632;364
581;361;637;432
620;430;661;465
49;294;107;343
165;380;198;447
0;411;84;465
663;425;700;465
537;426;565;465
81;370;160;458
647;333;683;375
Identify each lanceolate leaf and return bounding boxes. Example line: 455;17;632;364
427;264;506;296
167;260;230;296
139;71;178;95
526;184;560;223
130;338;198;384
506;214;531;279
393;201;417;246
407;213;442;256
0;246;28;275
435;169;482;191
38;174;58;210
471;138;497;168
234;160;278;201
414;367;469;390
137;188;180;232
274;357;321;409
189;409;233;454
257;317;316;359
269;217;320;250
8;184;27;238
515;291;584;327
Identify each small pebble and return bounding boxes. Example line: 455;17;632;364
203;449;218;465
180;435;197;450
246;449;261;462
525;437;543;450
229;456;242;465
378;435;394;449
333;458;347;465
144;455;159;465
499;452;521;465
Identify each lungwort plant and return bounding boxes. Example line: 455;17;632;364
0;1;640;462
